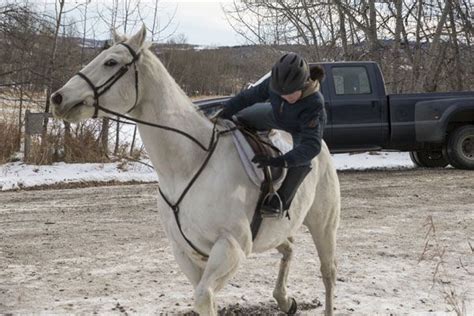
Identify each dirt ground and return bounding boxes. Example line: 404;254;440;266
1;168;472;315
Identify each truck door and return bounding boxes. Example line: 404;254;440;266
326;64;385;150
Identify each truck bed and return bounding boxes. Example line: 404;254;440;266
387;91;474;149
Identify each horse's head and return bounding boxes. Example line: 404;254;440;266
51;26;147;123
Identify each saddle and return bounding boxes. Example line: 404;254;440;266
219;119;288;239
219;120;286;186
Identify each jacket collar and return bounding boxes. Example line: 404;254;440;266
301;79;320;100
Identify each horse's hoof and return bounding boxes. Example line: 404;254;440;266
287;297;297;315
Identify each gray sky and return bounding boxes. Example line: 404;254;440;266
34;0;243;46
168;1;241;46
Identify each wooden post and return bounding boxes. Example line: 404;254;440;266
24;111;53;162
130;125;137;156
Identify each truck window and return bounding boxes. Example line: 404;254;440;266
332;67;371;95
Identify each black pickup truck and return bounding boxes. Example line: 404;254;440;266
195;62;474;170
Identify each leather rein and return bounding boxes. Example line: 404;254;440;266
75;42;235;258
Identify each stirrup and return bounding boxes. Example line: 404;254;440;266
260;192;284;219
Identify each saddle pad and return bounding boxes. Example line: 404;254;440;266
220;119;288;188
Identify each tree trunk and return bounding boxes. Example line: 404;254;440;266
448;1;463;91
337;4;349;60
114;119;120;156
18;86;23;151
423;0;451;92
367;0;379;63
101;118;109;156
45;0;65;115
411;0;424;91
64;121;71;161
391;0;403;93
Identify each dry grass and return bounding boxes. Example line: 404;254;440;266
22;121;147;165
1;91;146;165
0;115;21;164
63;124;109;163
24;121;110;165
419;215;469;316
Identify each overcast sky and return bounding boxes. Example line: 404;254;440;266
165;0;242;46
32;0;243;46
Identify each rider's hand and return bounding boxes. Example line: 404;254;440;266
210;107;233;123
252;154;287;168
218;106;233;120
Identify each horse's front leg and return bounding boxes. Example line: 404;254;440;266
170;241;204;287
194;234;245;316
273;238;298;314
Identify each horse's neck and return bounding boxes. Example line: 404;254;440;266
134;52;214;195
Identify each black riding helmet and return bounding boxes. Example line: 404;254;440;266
270;53;310;95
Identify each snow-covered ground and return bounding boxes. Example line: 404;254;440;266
0;152;414;191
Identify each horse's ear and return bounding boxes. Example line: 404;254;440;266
113;30;126;44
128;24;147;50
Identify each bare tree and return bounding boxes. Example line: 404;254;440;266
333;0;380;63
422;0;451;92
138;0;177;42
447;0;464;91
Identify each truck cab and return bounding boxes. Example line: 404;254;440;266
318;62;388;152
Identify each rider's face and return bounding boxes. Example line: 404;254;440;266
281;90;302;104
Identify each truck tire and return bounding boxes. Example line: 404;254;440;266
444;125;474;170
409;150;448;168
409;151;421;166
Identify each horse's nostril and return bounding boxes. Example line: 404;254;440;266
52;93;63;105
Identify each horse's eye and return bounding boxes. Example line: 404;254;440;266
104;59;118;67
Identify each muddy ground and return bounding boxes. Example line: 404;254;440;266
0;168;472;315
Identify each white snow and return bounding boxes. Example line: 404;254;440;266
0;152;414;191
333;151;414;170
0;160;158;191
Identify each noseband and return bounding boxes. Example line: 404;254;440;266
76;42;140;118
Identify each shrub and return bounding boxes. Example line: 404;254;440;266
0;114;21;164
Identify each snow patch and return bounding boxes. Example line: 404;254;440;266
0;152;414;191
0;161;158;191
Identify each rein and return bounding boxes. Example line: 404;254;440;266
76;43;235;258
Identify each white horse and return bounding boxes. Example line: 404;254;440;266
51;26;341;316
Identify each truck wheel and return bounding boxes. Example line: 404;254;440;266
409;151;421;166
444;125;474;170
409;150;448;168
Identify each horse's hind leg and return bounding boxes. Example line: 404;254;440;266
194;234;245;316
304;204;339;316
273;237;298;314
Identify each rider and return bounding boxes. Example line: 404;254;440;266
219;52;326;217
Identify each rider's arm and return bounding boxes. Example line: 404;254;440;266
220;78;270;119
282;105;327;167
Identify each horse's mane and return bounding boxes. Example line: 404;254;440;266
141;44;214;120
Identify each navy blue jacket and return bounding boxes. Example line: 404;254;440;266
223;78;326;167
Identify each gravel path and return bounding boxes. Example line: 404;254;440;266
1;168;472;315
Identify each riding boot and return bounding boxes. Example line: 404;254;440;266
261;165;312;218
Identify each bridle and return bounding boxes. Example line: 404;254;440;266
75;42;235;258
76;42;140;119
75;42;221;151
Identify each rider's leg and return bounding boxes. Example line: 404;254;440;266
261;164;312;217
234;103;278;131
